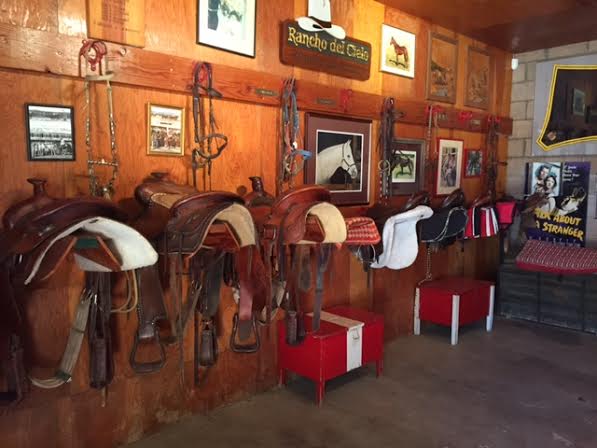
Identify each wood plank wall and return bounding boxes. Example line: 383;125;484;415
0;1;512;446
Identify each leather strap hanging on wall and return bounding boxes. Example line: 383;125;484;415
279;78;311;192
191;62;228;191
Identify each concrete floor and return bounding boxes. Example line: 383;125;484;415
129;319;597;448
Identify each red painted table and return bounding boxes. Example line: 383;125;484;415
414;277;495;345
278;306;384;405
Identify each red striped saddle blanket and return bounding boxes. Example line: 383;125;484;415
516;240;597;275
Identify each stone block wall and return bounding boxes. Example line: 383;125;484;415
507;41;597;243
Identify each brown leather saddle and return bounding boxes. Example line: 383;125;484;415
131;173;265;384
0;179;157;405
244;178;347;345
420;189;468;246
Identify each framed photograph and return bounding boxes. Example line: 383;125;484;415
427;33;458;104
147;104;185;156
435;138;464;196
391;139;425;195
380;24;416;78
197;0;256;58
25;104;75;161
465;47;491;110
305;114;371;205
572;88;586;117
525;162;562;196
463;148;483;178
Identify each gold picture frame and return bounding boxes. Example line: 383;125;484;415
147;103;185;156
427;32;458;104
465;46;491;110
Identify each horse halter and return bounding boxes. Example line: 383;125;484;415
192;62;228;190
79;39;119;199
340;142;357;175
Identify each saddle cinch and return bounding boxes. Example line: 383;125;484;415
0;179;158;406
131;173;267;381
244;177;347;345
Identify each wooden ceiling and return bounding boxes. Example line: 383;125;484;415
378;0;597;53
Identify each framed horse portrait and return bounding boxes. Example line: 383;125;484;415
305;114;372;205
435;138;464;196
147;104;185;156
463;148;483;178
465;46;491;110
427;33;458;104
380;24;416;78
391;138;425;195
197;0;256;57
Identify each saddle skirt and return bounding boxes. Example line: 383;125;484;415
370;205;433;270
420;206;468;243
134;175;257;254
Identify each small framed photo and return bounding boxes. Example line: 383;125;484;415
572;88;586;117
147;104;185;157
427;32;458;104
26;104;75;161
436;138;464;196
380;24;416;78
305;114;371;206
465;46;491;110
463;148;483;178
391;139;425;195
197;0;256;58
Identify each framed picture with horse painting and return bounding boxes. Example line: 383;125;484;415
465;46;492;110
197;0;256;57
391;139;425;195
304;114;371;205
463;148;483;178
427;32;459;104
380;24;416;78
435;138;464;196
147;104;185;156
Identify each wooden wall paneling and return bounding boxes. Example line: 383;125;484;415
0;0;59;31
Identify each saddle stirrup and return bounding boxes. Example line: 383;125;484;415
229;313;260;353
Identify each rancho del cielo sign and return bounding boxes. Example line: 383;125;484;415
280;20;371;81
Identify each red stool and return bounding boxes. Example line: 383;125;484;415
415;278;495;345
278;306;384;405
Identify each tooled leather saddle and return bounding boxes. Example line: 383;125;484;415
131;172;266;384
244;177;347;345
0;179;158;406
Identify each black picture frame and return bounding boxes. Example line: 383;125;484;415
304;114;372;205
390;138;425;195
196;0;257;58
25;103;76;162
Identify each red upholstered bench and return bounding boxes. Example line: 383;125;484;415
278;306;384;405
415;278;495;345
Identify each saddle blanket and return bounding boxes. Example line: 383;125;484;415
464;207;498;239
516;240;597;275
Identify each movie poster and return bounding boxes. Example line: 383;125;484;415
526;162;590;246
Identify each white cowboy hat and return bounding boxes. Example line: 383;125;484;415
297;17;346;40
297;0;346;40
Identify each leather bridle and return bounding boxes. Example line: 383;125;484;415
192;62;228;190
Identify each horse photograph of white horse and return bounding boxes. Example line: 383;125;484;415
315;131;363;190
305;115;371;205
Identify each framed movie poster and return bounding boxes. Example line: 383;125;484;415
465;46;491;110
147;104;185;156
391;139;425;195
380;24;416;78
305;114;371;205
427;33;458;104
25;104;75;161
463;148;483;178
197;0;256;57
435;138;463;195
